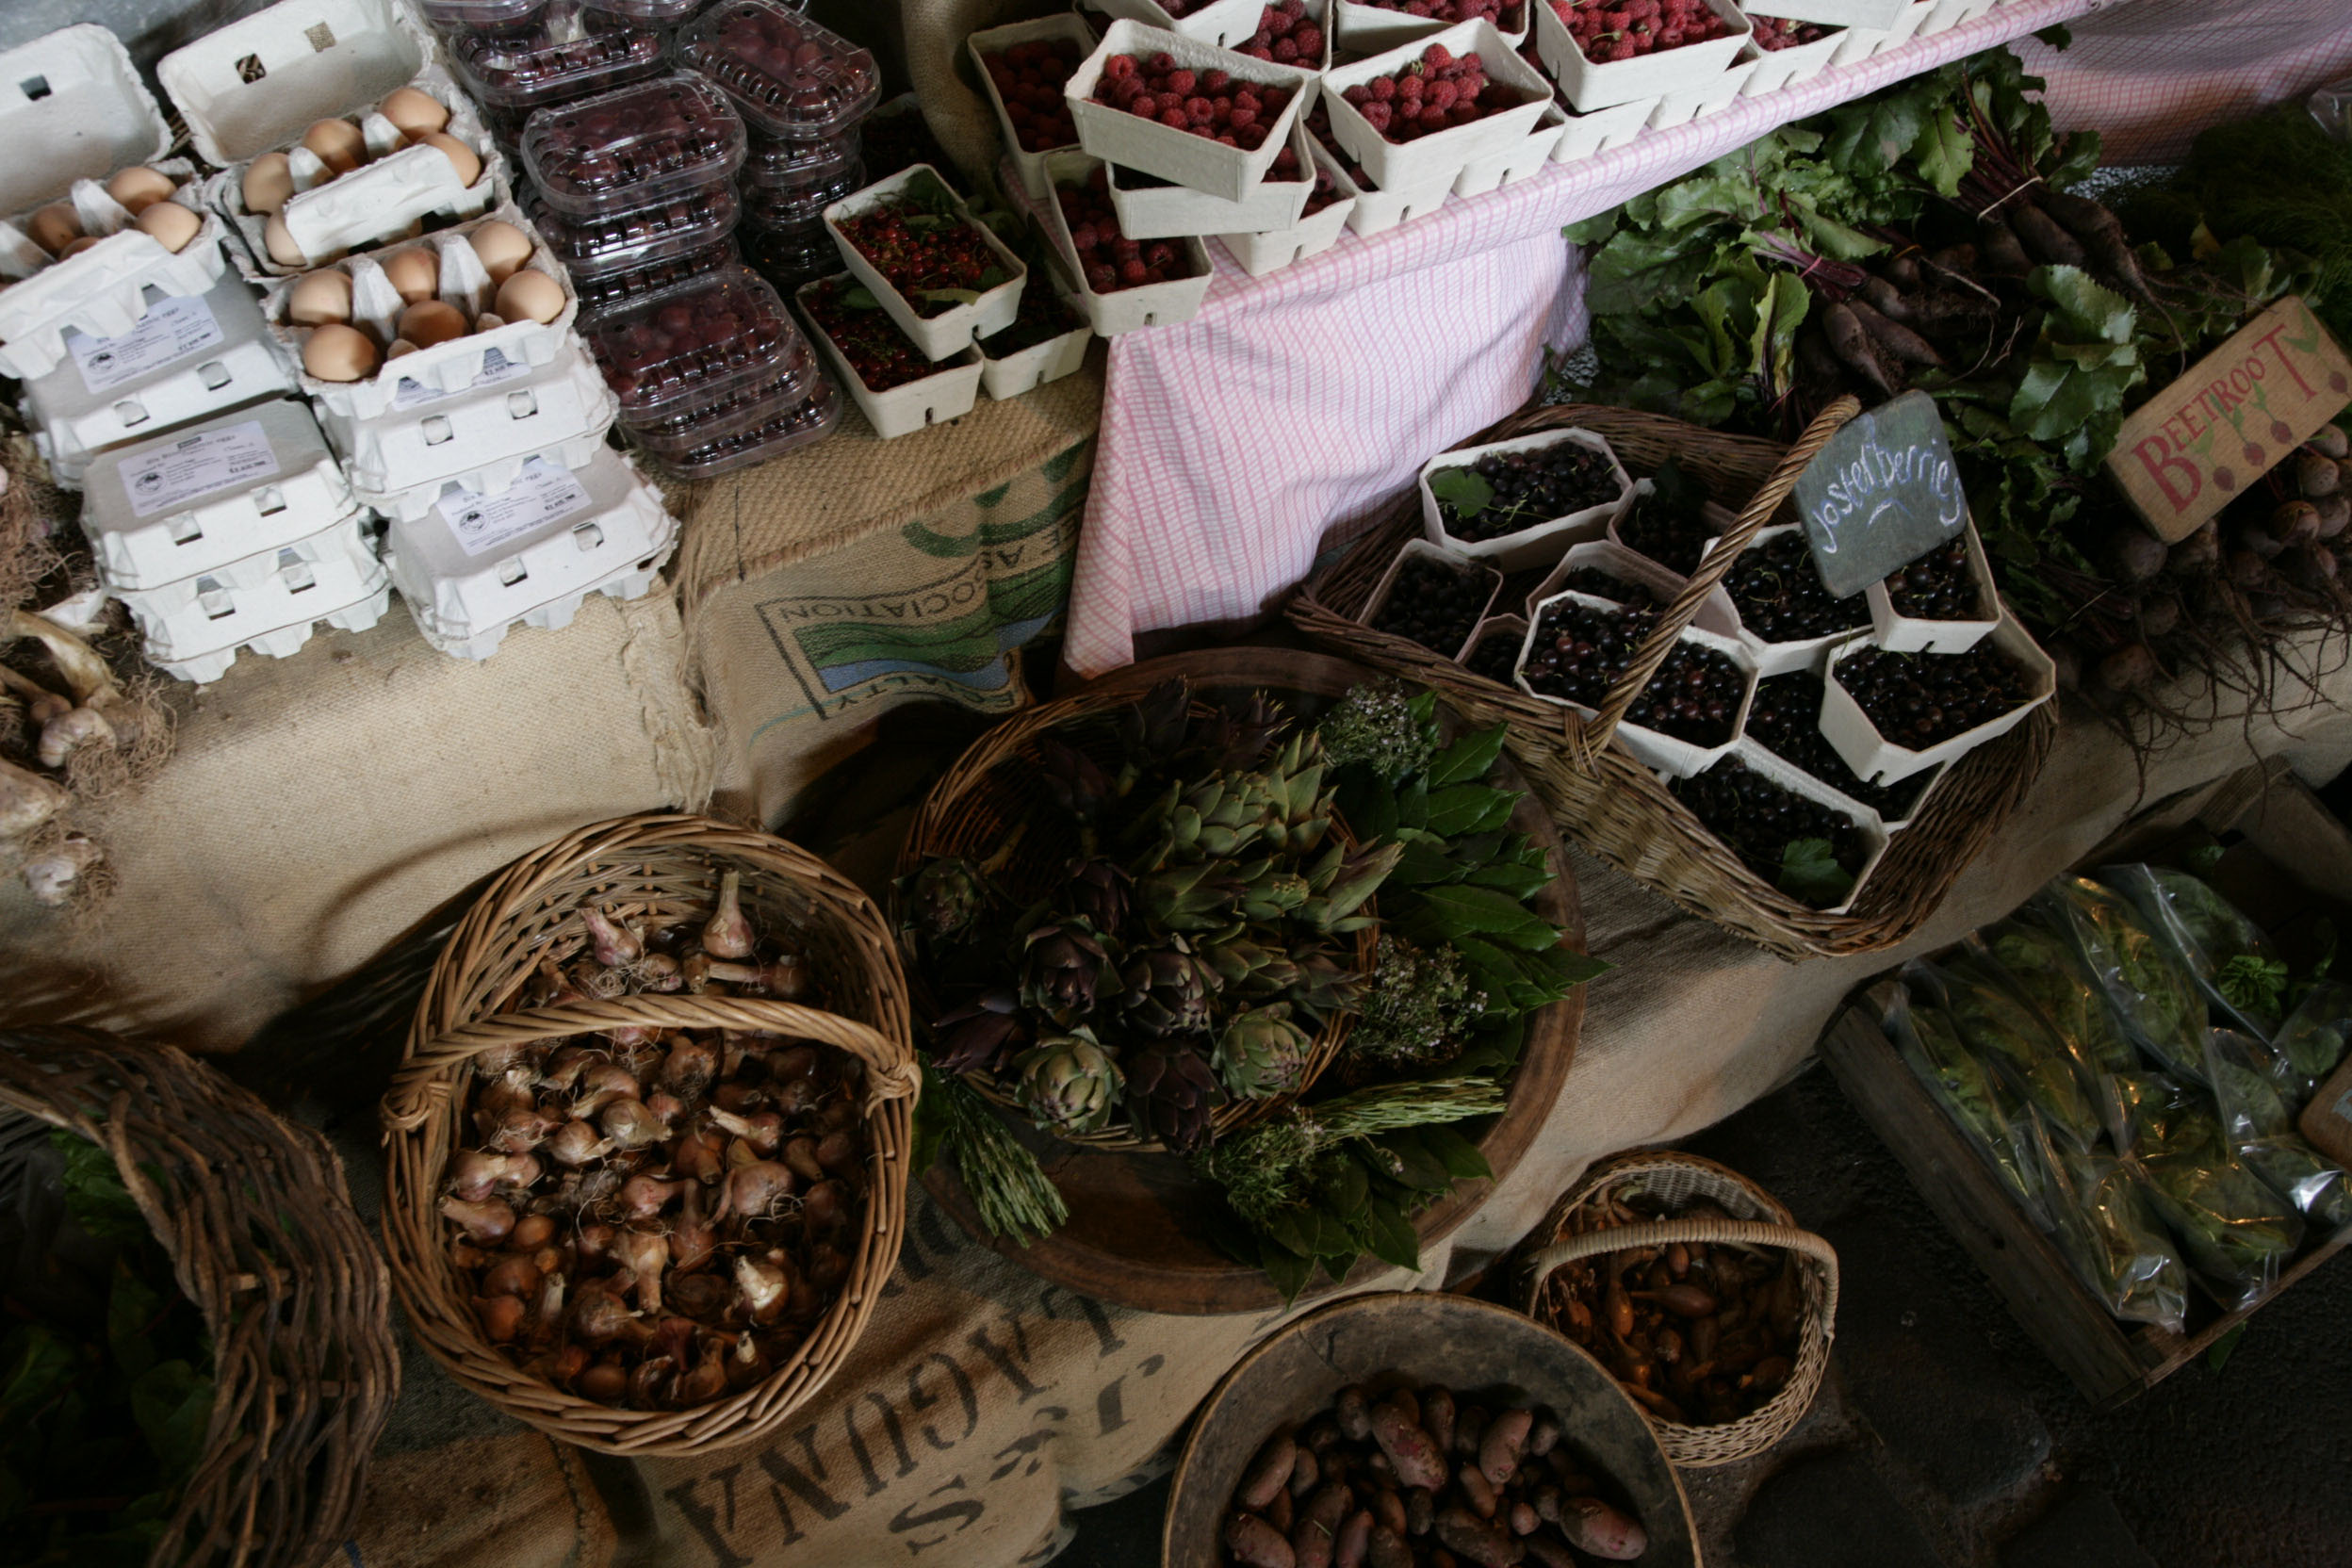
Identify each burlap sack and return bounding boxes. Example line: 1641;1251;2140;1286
347;1433;618;1568
678;367;1102;826
901;0;1064;186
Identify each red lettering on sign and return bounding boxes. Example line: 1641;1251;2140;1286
2254;321;2316;396
2133;433;2201;513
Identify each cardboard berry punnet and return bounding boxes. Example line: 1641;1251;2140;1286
1066;20;1321;204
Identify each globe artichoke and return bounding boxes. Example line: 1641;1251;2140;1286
1036;736;1112;824
1284;947;1363;1019
1295;841;1403;935
1021;923;1113;1020
1116;678;1193;792
1136;860;1244;932
930;990;1026;1075
1012;1032;1125;1135
1200;931;1303;1002
1234;858;1312;923
1199;691;1288;772
1261;730;1334;856
1124;944;1217;1038
1067;858;1132;934
1152;768;1282;863
1215;1004;1315;1100
1125;1043;1224;1153
903;857;987;946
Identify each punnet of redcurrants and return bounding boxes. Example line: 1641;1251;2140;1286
1723;531;1870;644
835;175;1013;319
982;39;1083;153
1370;555;1496;656
1057;171;1200;294
801;276;939;393
979;280;1086;358
1615;463;1718;576
1836;644;2034;749
1234;2;1326;66
1090;52;1295;154
1431;441;1622;543
1884;538;1985;621
1746;673;1932;821
1337;43;1526;144
1560;565;1658;607
1751;16;1833;49
1671;758;1867;906
1465;626;1524;684
1552;0;1735;63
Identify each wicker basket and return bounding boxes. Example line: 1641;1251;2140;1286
0;1025;399;1568
1289;397;2056;960
895;656;1379;1151
379;812;918;1456
1518;1151;1838;1467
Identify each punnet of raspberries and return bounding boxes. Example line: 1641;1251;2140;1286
1552;0;1734;63
1337;43;1525;143
1117;141;1309;190
1235;2;1326;65
1359;0;1525;25
982;40;1083;152
1057;169;1201;293
1299;163;1343;218
1089;51;1295;153
1751;16;1832;49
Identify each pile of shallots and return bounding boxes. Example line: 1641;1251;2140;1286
439;869;872;1409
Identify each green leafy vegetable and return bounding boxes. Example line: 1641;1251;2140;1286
1429;467;1495;520
1778;837;1855;906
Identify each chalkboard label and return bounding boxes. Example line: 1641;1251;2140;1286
1793;391;1969;599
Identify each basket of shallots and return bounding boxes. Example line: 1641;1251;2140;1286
379;813;917;1455
1517;1152;1838;1467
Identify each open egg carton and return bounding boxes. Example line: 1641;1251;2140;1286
0;26;233;382
25;269;298;489
160;0;505;279
384;445;679;661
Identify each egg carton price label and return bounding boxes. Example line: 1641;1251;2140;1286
67;295;228;395
116;417;281;519
390;344;533;411
438;456;595;556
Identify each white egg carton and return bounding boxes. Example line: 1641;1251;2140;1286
824;164;1028;361
157;0;499;276
1067;20;1319;204
1694;522;1872;678
323;346;617;500
1686;738;1890;915
27;270;297;489
1552;95;1657;162
796;277;988;440
147;581;393;686
1647;55;1759;128
265;205;579;422
84;399;354;592
384;447;678;661
1321;21;1553;193
1820;617;2057;786
1419;427;1632;570
1830;0;1932;63
1041;152;1216;335
1217;136;1358;276
127;513;391;686
0;27;228;381
1525;538;1741;639
978;254;1094;400
1864;518;2000;655
969;13;1101;204
1742;27;1850;95
1107;115;1317;239
1516;588;1757;777
1535;0;1753;110
1084;0;1276;50
1359;539;1502;661
1455;102;1565;197
1335;0;1528;55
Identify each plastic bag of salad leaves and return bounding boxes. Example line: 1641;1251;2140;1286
1968;910;2137;1076
2271;979;2352;1097
2121;1071;2304;1306
1910;954;2105;1152
1886;980;2055;1227
2201;1027;2352;1229
2028;1111;2189;1334
2033;874;2210;1085
2100;864;2285;1040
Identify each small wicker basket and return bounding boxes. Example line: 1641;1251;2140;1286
1289;397;2055;961
0;1025;400;1568
379;812;918;1456
1519;1151;1838;1468
895;654;1379;1151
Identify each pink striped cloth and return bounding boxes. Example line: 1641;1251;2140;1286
1063;0;2352;674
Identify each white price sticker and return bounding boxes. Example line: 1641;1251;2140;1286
392;346;532;410
436;458;595;558
116;419;281;519
67;296;226;394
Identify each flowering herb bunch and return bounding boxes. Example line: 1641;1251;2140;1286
833;170;1014;318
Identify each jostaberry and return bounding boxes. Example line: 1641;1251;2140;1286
1560;564;1658;607
1745;673;1933;820
1671;757;1868;906
1615;461;1719;577
1339;42;1524;144
1522;597;1743;745
1465;624;1525;683
982;39;1084;153
1884;539;1984;621
1552;0;1734;64
1370;555;1495;655
1834;644;2034;749
1055;170;1201;293
1722;531;1870;645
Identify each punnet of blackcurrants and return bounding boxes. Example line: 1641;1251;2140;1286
1723;531;1870;645
1369;554;1497;657
981;39;1085;154
1746;673;1933;821
1835;644;2034;750
978;280;1086;359
1335;42;1527;145
1622;639;1744;745
1552;0;1736;64
1429;440;1621;544
1614;460;1717;577
1883;539;1985;621
1671;758;1868;906
799;275;941;393
835;172;1016;320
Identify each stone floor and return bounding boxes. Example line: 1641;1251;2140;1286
1059;1061;2352;1567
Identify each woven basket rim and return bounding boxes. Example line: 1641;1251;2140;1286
378;811;916;1457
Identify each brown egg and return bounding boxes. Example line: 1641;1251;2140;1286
26;204;81;256
385;338;418;359
466;220;532;285
419;132;482;188
302;118;368;175
58;235;102;258
494;270;564;326
242;152;295;215
398;300;468;349
105;166;177;215
473;312;506;332
302;322;379;382
380;86;450;140
381;247;439;305
286;268;353;326
264;215;308;267
133;201;203;253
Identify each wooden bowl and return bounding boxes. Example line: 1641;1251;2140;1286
1164;1292;1699;1567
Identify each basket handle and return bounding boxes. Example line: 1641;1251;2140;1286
1520;1217;1841;1334
1572;396;1861;764
381;996;919;1134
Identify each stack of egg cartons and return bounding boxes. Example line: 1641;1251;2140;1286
674;1;882;292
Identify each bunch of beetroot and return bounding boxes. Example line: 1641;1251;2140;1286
1058;168;1199;294
1236;1;1327;66
982;39;1083;153
1092;52;1295;152
1550;0;1733;63
1337;44;1524;144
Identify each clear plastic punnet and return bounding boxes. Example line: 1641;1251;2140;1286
740;127;862;191
521;74;748;217
415;0;545;28
443;1;669;114
646;379;843;478
570;237;740;312
677;2;882;142
742;160;864;229
581;265;808;425
578;0;710;21
521;185;742;280
622;339;825;457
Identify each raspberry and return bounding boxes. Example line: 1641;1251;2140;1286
1160;106;1189;128
1426;80;1459;111
1362;101;1393;131
1201;68;1230;91
1149;51;1176;72
1166;69;1197;95
1128;95;1158;117
1119;257;1147;284
1187;94;1214;122
1294;26;1323;54
1104;54;1136;78
1425;43;1453;66
1344;83;1372;106
1273;36;1298;60
1228;105;1257;129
